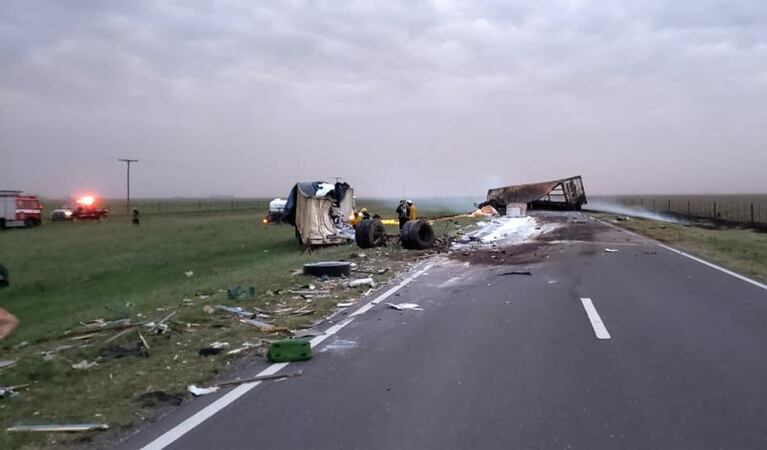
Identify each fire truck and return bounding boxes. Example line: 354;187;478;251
0;190;43;229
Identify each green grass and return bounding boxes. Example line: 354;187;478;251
596;216;767;283
0;205;467;449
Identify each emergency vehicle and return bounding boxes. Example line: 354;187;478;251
0;190;43;228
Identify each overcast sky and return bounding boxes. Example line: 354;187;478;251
2;0;766;198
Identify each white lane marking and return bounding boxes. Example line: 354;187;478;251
595;218;767;292
140;362;289;450
656;243;767;291
142;262;434;449
580;298;611;340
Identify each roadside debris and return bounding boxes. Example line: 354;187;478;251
0;384;29;398
337;302;354;308
138;391;183;407
267;339;312;362
240;319;287;333
7;423;109;432
71;360;98;370
188;370;303;396
387;303;423;311
469;205;499;217
184;270;194;278
604;248;619;253
303;262;352;278
100;342;149;359
347;277;376;288
198;342;229;357
499;271;532;276
215;305;255;319
0;359;17;370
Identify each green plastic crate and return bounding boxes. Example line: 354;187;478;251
268;339;312;362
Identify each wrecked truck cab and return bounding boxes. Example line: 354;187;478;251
281;181;356;246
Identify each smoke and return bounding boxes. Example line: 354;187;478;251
586;200;681;224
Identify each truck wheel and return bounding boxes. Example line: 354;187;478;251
303;262;352;278
24;218;38;227
355;219;386;248
401;219;435;250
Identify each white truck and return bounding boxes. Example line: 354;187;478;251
1;190;43;228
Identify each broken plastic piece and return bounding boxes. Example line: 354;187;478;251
604;248;619;253
188;385;220;396
347;278;376;288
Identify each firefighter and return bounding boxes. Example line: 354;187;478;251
132;208;140;226
406;200;417;221
396;200;408;229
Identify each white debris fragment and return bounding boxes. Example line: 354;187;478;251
188;385;219;396
604;248;619;253
453;216;557;249
337;302;354;308
387;303;423;311
347;278;376;288
71;360;98;370
184;270;194;278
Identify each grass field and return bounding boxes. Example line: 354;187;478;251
595;215;767;283
0;203;469;449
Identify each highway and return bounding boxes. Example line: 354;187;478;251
120;214;767;450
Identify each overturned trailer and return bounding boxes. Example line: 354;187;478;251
282;181;355;246
481;176;587;214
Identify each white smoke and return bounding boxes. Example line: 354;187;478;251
586;200;681;224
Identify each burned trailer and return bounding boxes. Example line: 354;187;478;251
481;176;587;214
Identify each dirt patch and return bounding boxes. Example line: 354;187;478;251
451;241;554;266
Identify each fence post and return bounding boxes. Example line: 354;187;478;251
751;203;755;224
667;199;671;212
713;202;717;219
687;200;691;217
652;199;656;210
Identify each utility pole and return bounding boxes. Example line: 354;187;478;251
118;159;138;214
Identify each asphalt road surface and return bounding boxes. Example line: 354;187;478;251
120;213;767;450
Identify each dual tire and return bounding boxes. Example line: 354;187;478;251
401;219;435;250
355;219;387;248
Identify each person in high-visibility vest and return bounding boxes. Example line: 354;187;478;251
406;200;417;221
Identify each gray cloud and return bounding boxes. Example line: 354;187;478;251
1;0;766;198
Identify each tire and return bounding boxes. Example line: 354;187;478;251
303;262;352;278
355;219;387;248
401;219;435;250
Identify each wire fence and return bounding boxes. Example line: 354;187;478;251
590;195;767;225
42;198;270;218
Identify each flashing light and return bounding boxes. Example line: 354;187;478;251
262;218;269;224
77;195;96;206
64;210;73;217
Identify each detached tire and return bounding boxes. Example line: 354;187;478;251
303;262;352;278
401;219;435;250
355;219;387;248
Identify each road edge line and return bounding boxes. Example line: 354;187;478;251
594;217;767;291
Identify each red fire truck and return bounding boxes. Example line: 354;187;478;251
0;190;43;228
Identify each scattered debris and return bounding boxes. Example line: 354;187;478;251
7;423;109;432
499;271;532;276
71;360;98;370
604;248;619;253
202;305;216;314
138;391;183;407
198;342;229;357
337;302;354;308
387;303;424;311
0;359;18;370
188;370;303;396
303;262;352;278
100;342;149;359
0;384;29;398
347;277;376;288
215;305;255;319
268;339;312;362
187;385;220;396
184;270;194;278
240;319;286;333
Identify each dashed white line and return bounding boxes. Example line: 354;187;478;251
141;262;434;450
580;297;611;340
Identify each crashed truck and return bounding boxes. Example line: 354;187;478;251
480;176;587;215
282;181;356;246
